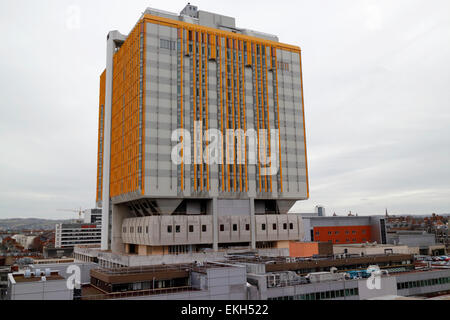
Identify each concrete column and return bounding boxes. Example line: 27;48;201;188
250;197;256;250
101;31;126;250
112;203;132;254
212;197;218;251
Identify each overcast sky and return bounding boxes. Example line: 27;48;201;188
0;0;449;219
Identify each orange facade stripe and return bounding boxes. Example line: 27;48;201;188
180;27;184;190
193;30;197;191
258;44;267;192
253;43;262;193
236;41;242;193
199;32;203;191
142;21;146;195
96;70;106;202
242;42;248;192
225;39;230;192
231;39;236;192
205;33;210;191
264;46;272;193
110;21;143;198
219;37;225;192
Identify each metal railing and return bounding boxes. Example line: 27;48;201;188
82;285;199;300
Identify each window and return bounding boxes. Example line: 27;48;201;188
245;224;250;231
137;226;142;233
220;224;225;232
189;225;194;233
272;224;277;230
202;225;207;232
146;226;149;234
335;231;339;235
167;226;172;233
362;230;366;234
160;38;176;50
315;231;319;235
328;231;332;235
262;224;266;231
123;227;126;233
352;230;356;234
232;224;238;231
345;231;349;235
175;225;181;233
283;223;287;230
289;223;294;230
130;227;134;233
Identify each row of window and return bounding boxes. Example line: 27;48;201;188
124;222;297;234
124;225;208;234
261;223;295;231
268;288;359;301
326;238;367;243
316;230;366;236
397;277;450;290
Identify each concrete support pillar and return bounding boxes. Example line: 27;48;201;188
212;197;218;251
250;197;256;250
101;31;126;251
112;203;132;254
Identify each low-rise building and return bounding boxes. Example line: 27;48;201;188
7;269;73;300
302;216;387;245
82;262;247;300
333;243;414;256
55;223;101;248
387;230;446;255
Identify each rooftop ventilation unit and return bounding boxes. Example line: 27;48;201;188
24;269;31;278
35;269;41;277
45;268;51;277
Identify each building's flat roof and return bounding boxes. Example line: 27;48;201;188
91;262;233;284
81;284;200;300
12;272;64;283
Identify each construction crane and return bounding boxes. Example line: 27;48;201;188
57;207;86;221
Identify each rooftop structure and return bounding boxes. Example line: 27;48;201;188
7;268;73;300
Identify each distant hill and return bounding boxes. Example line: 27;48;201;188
0;218;76;231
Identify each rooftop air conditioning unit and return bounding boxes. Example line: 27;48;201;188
35;269;41;277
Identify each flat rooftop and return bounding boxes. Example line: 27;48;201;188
91;262;234;284
81;284;200;300
12;272;64;283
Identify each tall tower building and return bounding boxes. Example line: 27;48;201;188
96;4;309;256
